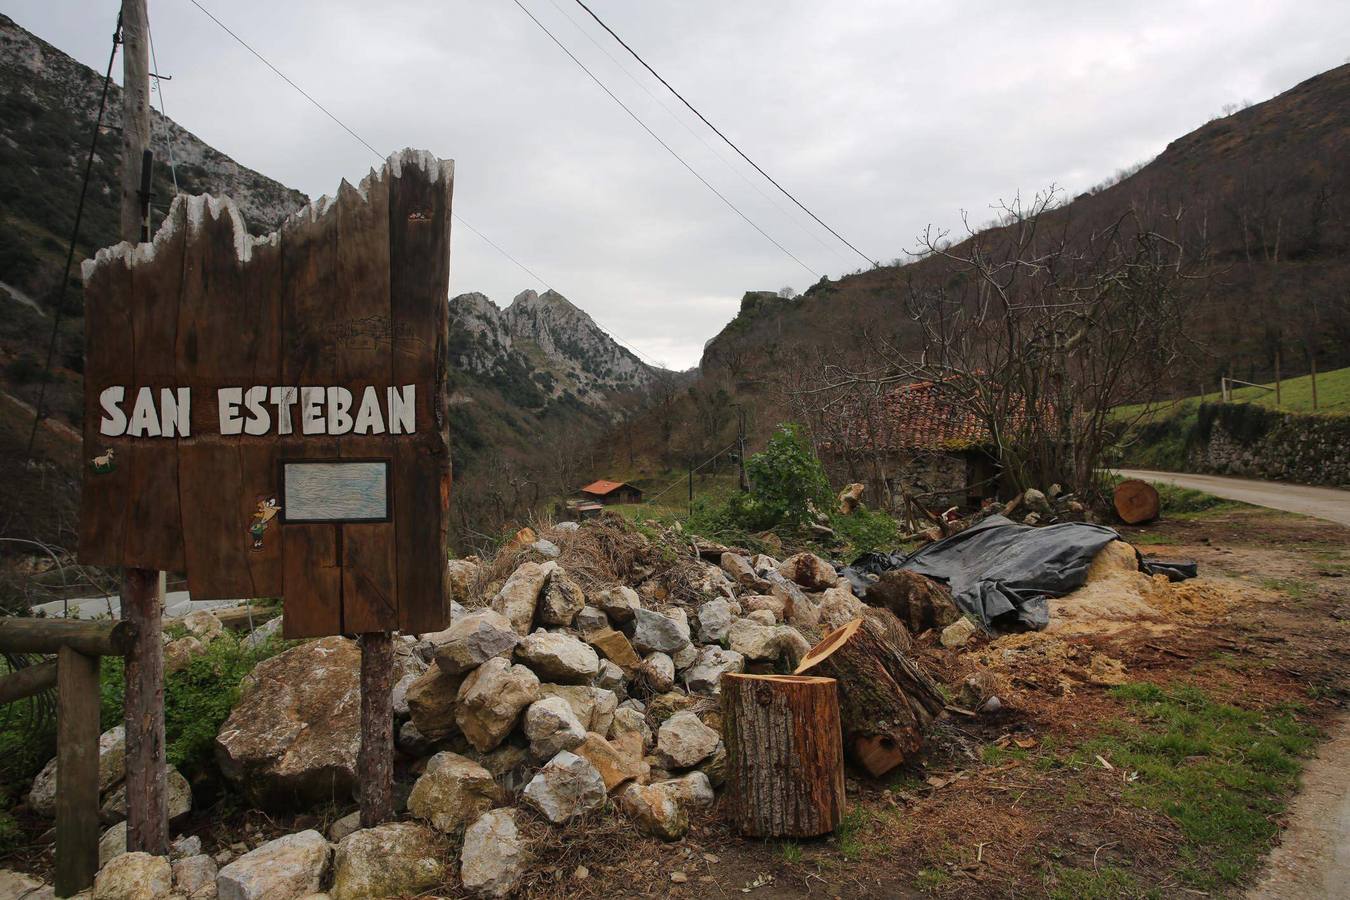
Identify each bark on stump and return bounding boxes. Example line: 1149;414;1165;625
1113;479;1160;524
795;617;945;777
721;674;845;838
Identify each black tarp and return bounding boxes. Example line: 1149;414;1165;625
841;515;1126;631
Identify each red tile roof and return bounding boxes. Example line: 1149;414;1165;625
825;381;992;453
579;479;636;496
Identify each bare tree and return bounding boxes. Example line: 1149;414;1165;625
802;189;1204;501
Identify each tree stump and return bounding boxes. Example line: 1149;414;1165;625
1113;479;1160;524
795;618;945;777
864;570;959;633
721;674;845;838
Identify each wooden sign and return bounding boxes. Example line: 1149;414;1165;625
79;149;453;638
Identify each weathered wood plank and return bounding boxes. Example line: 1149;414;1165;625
282;525;341;638
335;174;397;633
78;248;135;566
388;153;453;635
122;200;187;571
54;646;100;896
178;201;252;599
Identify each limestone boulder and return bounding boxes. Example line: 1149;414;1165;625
182;609;225;643
94;851;172;900
172;854;217;897
573;605;610;633
455;657;540;752
586;628;640;672
537;684;617;735
776;552;837;591
683;647;745;695
521;751;606;824
656;711;720;768
164;635;207;674
745;609;776;626
329;822;446;900
523;696;587;761
98;822;126;868
618;783;687;841
594;659;626;694
215;637;361;809
29;725;125;817
641;652;676;693
817;586;868;631
571;731;644;791
407;751;498;835
433;609;520;675
941;617;979;648
594;585;640;624
490;561;551;634
727;619;811;666
515;631;599;684
99;764;191;825
631;608;690;655
608;707;652;750
215;830;330;900
405;665;465;741
459;809;528;899
689;561;736;599
696;598;735;644
539;570;586;626
653;771;715;810
447;558;481;606
742;595;786;622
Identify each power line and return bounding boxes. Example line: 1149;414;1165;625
509;0;818;279
542;0;851;268
571;0;878;269
184;0;670;371
26;11;123;460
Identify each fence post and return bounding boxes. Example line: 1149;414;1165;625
54;646;101;897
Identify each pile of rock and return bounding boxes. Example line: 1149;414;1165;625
76;523;880;898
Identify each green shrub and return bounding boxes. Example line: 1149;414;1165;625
829;506;899;554
100;629;290;779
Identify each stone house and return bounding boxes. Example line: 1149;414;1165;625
817;381;1000;514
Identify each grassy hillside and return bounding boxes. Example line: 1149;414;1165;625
1116;365;1350;424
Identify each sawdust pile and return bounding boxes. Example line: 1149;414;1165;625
1046;540;1241;636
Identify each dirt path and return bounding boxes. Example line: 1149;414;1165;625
1113;468;1350;527
1247;713;1350;900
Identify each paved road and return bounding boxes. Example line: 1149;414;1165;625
1113;469;1350;528
1247;714;1350;900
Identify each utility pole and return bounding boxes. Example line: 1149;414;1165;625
119;0;168;858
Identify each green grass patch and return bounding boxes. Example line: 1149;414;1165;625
1258;578;1316;600
836;806;886;860
913;867;953;891
778;840;803;864
1047;864;1158;900
1069;682;1317;891
1116;366;1350;421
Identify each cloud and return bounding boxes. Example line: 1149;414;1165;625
16;0;1350;369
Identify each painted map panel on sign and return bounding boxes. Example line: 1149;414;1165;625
283;461;389;523
78;149;453;638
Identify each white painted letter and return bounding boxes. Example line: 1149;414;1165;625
354;386;385;434
387;384;416;435
218;387;244;435
160;387;191;437
243;386;270;436
326;387;353;435
98;386;127;437
269;386;298;435
300;386;326;435
127;387;162;437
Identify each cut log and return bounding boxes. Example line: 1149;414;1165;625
1113;479;1160;524
795;618;945;777
721;674;845;838
864;570;959;633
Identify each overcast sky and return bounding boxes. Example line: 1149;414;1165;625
12;1;1349;369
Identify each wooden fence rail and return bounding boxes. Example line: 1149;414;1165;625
0;617;136;897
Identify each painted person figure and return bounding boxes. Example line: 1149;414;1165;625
250;497;281;551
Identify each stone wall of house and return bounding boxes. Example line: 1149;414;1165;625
822;450;971;513
1184;403;1350;487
